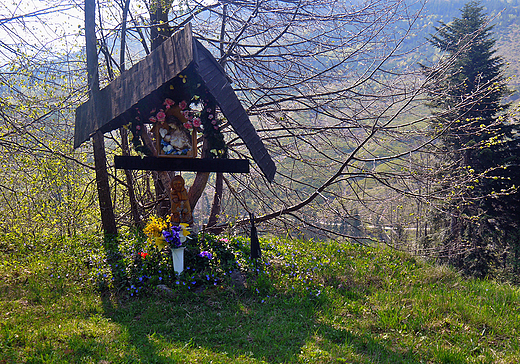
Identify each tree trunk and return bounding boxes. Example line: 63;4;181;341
150;0;173;50
207;172;223;232
85;0;117;236
119;0;142;227
120;127;142;227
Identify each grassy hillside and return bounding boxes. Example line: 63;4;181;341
1;234;519;363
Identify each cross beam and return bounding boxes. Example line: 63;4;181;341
114;156;250;173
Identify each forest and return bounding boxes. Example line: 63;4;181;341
1;0;520;279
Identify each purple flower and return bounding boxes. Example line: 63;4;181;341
199;251;213;260
163;228;181;247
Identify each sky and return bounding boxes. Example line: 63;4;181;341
0;0;86;63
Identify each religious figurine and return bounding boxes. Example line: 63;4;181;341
170;175;193;225
151;104;197;157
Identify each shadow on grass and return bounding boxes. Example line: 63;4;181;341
99;287;423;364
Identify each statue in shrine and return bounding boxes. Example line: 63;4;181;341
170;175;193;225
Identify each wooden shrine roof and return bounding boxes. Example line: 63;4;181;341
74;24;276;182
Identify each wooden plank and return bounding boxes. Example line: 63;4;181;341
74;25;193;148
193;39;276;182
114;156;250;173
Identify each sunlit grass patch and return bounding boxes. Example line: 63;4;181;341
1;233;520;363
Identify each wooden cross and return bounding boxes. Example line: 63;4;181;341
74;24;276;181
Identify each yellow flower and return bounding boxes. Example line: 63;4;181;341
154;236;167;249
179;223;190;243
143;216;168;238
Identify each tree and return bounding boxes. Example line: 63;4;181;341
141;0;436;238
0;0;102;237
422;1;520;277
2;0;489;253
85;0;118;237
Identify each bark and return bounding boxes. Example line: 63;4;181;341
207;172;224;232
85;0;117;236
150;0;173;50
201;9;230;231
119;0;141;227
188;136;210;209
144;0;176;217
120;128;142;227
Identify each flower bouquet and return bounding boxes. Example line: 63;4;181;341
144;216;191;274
143;216;169;249
162;223;190;249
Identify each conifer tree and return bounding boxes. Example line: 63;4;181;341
423;1;520;278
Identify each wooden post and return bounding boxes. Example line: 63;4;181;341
85;0;117;236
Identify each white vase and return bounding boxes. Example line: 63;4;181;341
171;247;185;274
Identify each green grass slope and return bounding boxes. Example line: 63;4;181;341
1;235;519;363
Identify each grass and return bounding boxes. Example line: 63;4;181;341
1;234;519;363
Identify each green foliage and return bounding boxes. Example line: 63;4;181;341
0;151;99;238
2;234;520;363
422;1;520;278
424;1;510;151
88;232;256;298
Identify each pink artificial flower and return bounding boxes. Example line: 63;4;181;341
164;98;174;109
214;125;219;130
149;116;157;123
192;118;201;128
207;107;212;113
208;114;214;119
136;125;141;131
179;100;187;110
211;119;217;125
156;111;166;122
184;122;193;129
183;110;191;119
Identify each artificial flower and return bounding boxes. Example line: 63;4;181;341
157;111;166;122
163;229;180;245
192;118;201;128
179;223;190;243
164;98;174;109
179;100;187;110
154;236;167;249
